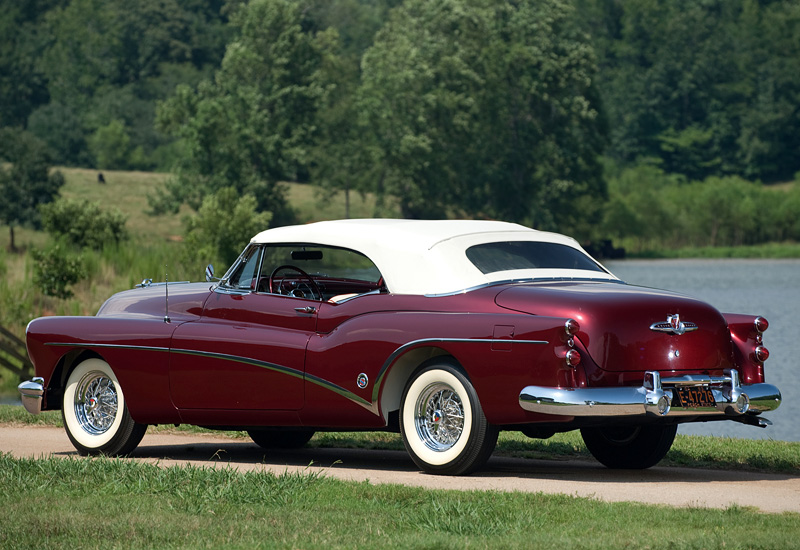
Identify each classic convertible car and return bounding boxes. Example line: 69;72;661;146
19;219;781;475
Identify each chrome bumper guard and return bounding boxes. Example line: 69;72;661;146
17;377;45;415
519;369;781;420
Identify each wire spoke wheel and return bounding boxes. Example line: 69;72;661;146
74;372;119;435
63;358;146;456
415;383;465;451
400;361;497;475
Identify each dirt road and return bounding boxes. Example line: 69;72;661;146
2;425;798;514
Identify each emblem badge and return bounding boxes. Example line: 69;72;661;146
650;314;698;335
356;373;369;389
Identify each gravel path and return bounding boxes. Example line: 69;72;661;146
2;425;798;514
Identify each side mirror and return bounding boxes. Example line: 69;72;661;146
205;264;218;282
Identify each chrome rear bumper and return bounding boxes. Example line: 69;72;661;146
17;377;44;415
519;369;781;420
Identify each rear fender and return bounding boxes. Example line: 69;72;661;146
724;313;768;384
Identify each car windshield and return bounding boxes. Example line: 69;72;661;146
465;241;605;275
260;245;381;281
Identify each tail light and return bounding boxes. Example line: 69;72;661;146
566;349;581;367
754;345;770;363
565;318;579;336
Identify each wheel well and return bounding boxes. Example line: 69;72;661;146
47;349;106;409
378;347;461;424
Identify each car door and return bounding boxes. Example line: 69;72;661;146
168;245;318;410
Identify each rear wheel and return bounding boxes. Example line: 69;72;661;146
62;358;146;456
580;424;677;469
400;362;497;475
247;429;315;449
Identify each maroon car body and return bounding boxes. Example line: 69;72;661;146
18;220;782;474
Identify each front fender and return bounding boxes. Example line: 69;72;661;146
26;315;181;423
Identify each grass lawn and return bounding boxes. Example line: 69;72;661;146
1;451;799;549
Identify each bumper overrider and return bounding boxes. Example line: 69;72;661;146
18;377;45;415
519;370;781;425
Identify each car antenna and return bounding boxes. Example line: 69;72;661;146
164;266;171;324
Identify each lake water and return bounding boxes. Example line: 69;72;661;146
4;259;797;441
605;258;798;442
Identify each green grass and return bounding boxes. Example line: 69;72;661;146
1;453;798;549
2;405;799;475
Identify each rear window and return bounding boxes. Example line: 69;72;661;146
466;241;605;275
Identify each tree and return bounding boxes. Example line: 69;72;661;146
0;0;61;129
576;0;800;183
183;187;272;268
358;0;606;232
30;0;231;167
156;0;332;226
0;128;64;251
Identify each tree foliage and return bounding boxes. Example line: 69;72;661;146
17;0;231;169
183;187;272;268
358;0;606;233
601;164;800;252
2;0;800;252
0;128;64;250
31;241;86;299
40;198;128;250
155;0;334;226
577;0;800;183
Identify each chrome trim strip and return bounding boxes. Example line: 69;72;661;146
44;342;372;412
46;342;171;352
423;277;625;298
371;337;549;406
169;348;373;411
519;369;782;418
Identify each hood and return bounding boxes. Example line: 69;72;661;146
495;281;733;373
97;282;211;321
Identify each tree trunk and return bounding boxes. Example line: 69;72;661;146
8;225;16;252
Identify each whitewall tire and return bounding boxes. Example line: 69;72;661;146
62;358;146;456
400;361;497;475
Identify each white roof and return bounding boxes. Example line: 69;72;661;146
251;219;617;295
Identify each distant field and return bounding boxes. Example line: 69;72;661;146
1;167;393;251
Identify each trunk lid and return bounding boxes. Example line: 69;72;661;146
495;281;733;373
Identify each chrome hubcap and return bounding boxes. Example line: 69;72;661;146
74;372;118;435
415;383;464;452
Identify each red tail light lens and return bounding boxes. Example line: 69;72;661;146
754;346;770;362
566;349;581;367
754;317;769;333
565;319;580;336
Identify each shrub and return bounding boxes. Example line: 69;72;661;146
31;242;87;299
183;187;272;268
40;199;128;250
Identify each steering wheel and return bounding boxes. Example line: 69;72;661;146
268;265;322;301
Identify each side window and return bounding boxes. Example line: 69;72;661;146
225;246;263;290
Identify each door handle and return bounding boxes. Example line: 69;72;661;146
294;306;316;314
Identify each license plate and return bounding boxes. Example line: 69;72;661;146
673;386;716;408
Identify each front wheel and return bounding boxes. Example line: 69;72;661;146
400;362;497;475
580;424;677;469
62;358;146;456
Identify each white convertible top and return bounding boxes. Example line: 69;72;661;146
251;219;617;295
